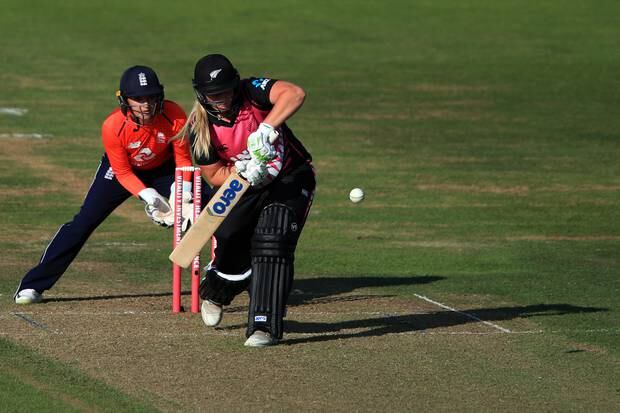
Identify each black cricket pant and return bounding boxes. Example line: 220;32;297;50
212;162;315;276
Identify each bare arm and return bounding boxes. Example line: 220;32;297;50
262;80;306;128
200;161;235;187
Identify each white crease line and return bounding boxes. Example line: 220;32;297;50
11;312;53;332
0;133;53;139
2;329;618;338
414;293;512;333
0;310;429;317
0;107;28;116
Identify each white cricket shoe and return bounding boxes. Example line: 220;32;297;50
15;289;43;304
244;330;276;347
201;300;223;327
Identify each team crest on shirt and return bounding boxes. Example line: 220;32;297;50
157;132;166;143
128;141;141;149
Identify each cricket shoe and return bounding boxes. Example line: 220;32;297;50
244;330;277;347
15;289;43;305
201;300;223;327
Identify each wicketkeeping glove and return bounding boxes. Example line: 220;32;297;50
247;123;279;163
169;181;195;231
235;158;268;186
139;187;173;227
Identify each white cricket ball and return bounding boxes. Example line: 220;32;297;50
349;187;365;203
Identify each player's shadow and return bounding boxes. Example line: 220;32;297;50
283;303;607;345
42;292;174;303
40;275;441;304
288;275;445;306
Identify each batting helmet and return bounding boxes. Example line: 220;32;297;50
192;54;242;118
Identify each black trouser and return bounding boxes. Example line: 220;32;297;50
201;162;315;313
212;162;316;276
16;155;209;295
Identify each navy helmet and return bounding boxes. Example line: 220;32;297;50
116;65;165;118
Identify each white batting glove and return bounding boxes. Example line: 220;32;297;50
139;187;173;227
247;123;279;163
235;158;268;186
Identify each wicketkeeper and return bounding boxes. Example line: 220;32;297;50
14;65;205;304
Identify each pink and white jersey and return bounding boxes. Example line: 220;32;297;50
209;101;285;184
192;77;313;186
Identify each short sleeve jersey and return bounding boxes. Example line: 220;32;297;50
191;78;312;177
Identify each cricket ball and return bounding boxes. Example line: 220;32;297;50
349;187;365;203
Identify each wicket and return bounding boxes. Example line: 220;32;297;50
172;167;202;313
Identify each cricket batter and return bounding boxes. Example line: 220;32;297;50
179;54;315;347
15;65;198;304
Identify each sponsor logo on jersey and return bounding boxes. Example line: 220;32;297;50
156;132;166;143
251;78;270;90
128;141;141;149
133;148;155;164
254;315;267;322
207;179;244;216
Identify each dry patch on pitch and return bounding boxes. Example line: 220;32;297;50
539;184;620;193
342;220;431;238
505;235;620;241
414;108;488;122
3;287;595;411
416;183;530;195
1;139;90;194
1;138;145;222
428;155;489;165
1;74;73;91
324;110;411;121
413;84;491;94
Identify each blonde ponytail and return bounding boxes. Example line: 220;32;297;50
173;101;212;161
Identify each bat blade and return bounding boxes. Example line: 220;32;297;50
169;173;249;268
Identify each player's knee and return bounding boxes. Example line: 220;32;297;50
251;203;299;258
199;265;251;306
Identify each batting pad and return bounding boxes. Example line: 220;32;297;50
247;203;297;339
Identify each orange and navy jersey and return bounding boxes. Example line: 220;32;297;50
101;100;193;196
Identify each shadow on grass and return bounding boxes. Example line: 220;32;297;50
43;291;182;303
40;275;442;305
289;275;445;305
283;304;607;345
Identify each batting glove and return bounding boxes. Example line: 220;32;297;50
247;123;279;163
235;158;268;186
139;187;173;227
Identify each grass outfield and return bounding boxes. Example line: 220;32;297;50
1;0;619;411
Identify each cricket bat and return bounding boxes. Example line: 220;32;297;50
169;173;249;268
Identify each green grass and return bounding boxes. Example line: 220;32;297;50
0;338;154;412
1;0;619;411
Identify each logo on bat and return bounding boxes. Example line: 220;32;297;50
207;179;245;216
